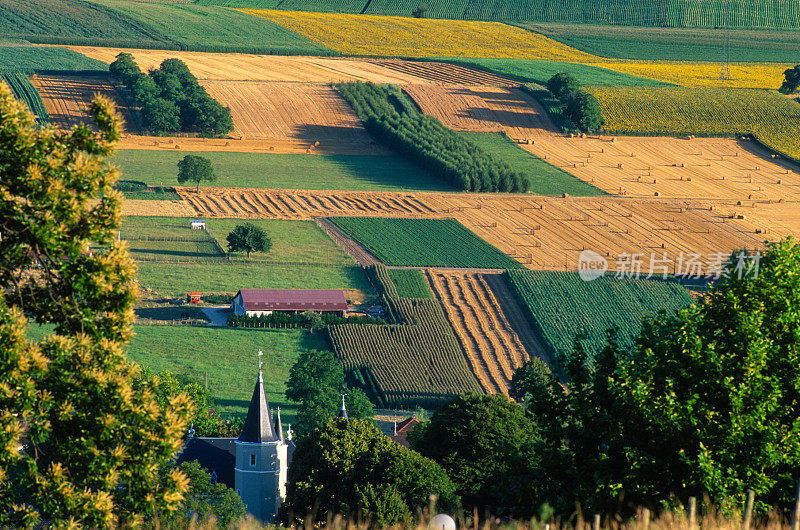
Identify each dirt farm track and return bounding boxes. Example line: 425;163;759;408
127;187;799;271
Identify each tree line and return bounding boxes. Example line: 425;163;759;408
109;52;233;136
227;310;384;329
337;82;530;193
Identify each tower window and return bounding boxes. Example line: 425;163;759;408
250;454;256;466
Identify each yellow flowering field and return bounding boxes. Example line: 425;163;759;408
586;86;800;159
240;9;597;62
596;62;788;90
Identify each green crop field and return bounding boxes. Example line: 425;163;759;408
329;217;521;269
135;262;372;299
1;72;49;123
328;265;481;408
387;269;433;298
0;45;107;73
111;150;451;193
0;0;334;53
435;57;669;87
122;217;352;265
23;323;327;420
587;86;800;161
523;24;800;63
201;0;800;29
90;0;334;55
458;132;606;196
203;219;353;265
506;270;694;360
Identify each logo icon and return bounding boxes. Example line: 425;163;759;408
578;250;608;281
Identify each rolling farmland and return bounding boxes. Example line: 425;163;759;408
505;269;694;359
200;81;372;146
31;74;139;132
69;47;435;84
243;10;598;61
519;134;800;201
328;217;522;269
403;84;557;138
426;270;545;396
328;265;483;407
587;87;800;162
0;45;107;73
201;0;800;30
175;188;783;272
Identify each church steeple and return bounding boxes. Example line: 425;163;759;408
238;371;277;443
275;407;284;441
338;394;348;419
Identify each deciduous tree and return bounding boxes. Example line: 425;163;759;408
0;81;193;526
177;154;217;192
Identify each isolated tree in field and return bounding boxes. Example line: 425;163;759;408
225;222;271;258
177;154;216;192
519;239;800;516
0;82;193;525
410;393;541;518
412;3;429;17
779;64;800;94
281;418;455;526
547;72;580;102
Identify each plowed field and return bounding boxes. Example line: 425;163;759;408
520;135;800;201
176;187;783;271
427;270;543;396
69;46;434;84
403;84;557;138
200;81;371;145
31;74;139;132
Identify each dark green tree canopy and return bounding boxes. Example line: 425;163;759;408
779;65;800;94
143;98;180;134
225;222;271;258
286;349;373;437
520;239;800;516
282;418;456;526
177;154;217;192
566;90;604;133
162;461;246;528
410;393;541;517
547;72;580;102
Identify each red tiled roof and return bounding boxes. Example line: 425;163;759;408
396;417;420;434
237;289;347;312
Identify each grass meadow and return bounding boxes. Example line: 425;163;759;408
458;132;606;196
0;45;107;72
111;150;452;192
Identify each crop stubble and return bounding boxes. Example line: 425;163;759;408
427;270;545;396
176;187;783;271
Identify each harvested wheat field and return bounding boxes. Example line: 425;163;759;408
31;74;139;132
521;135;800;201
120;199;197;217
200;81;371;145
426;270;547;396
403;84;557;138
370;60;517;86
177;187;787;271
69;46;433;84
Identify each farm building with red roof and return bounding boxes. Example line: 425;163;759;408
231;289;348;317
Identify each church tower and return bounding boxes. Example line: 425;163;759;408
235;369;288;523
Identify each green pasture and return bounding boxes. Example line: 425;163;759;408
0;45;107;72
111;150;451;192
387;269;433;298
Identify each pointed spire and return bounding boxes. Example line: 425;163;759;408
338;394;348;419
238;371;278;443
276;407;284;441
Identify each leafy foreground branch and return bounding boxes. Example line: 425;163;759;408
0;81;194;526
